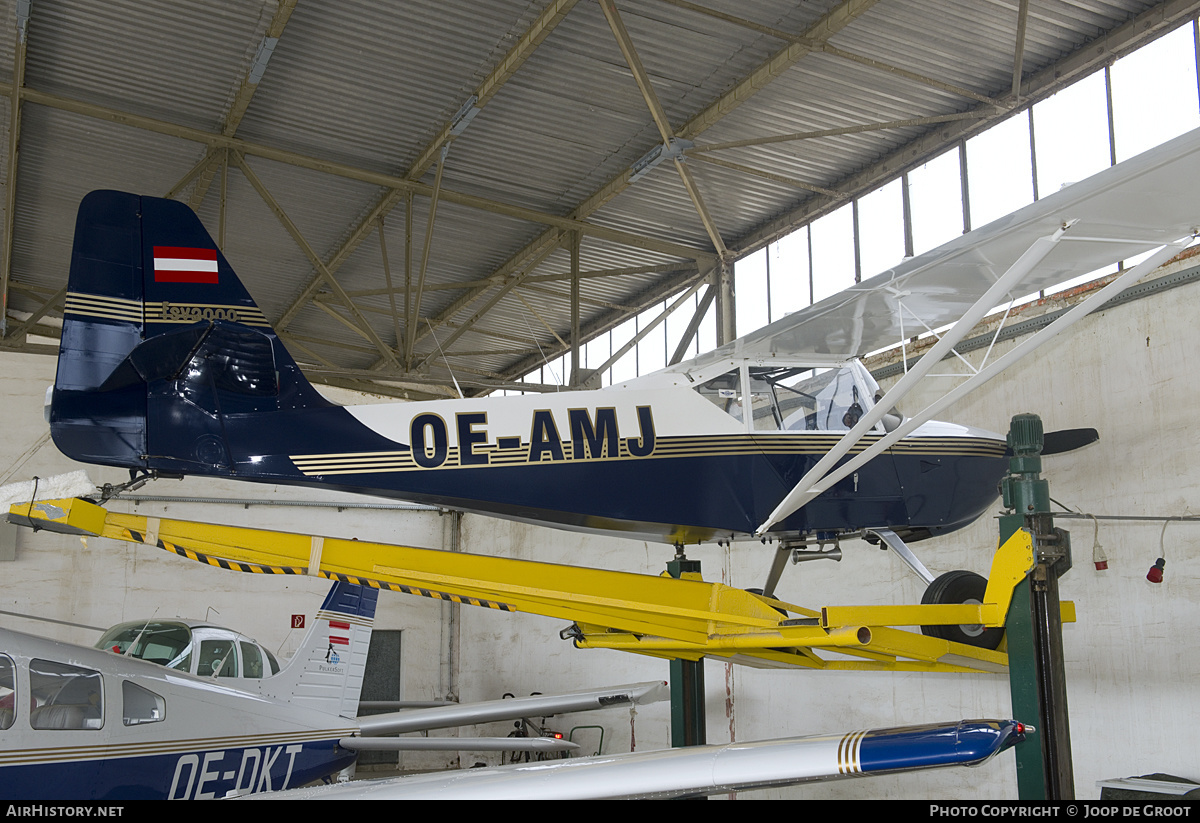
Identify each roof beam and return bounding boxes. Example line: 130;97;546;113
0;85;705;266
396;0;877;375
5;283;64;342
231;151;403;370
659;0;1000;110
1012;0;1031;100
343;262;696;297
571;0;731;261
189;0;297;210
272;0;581;333
689;110;990;154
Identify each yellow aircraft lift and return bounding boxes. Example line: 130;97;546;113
8;497;1072;674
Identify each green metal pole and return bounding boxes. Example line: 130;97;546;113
667;554;706;749
1002;414;1075;800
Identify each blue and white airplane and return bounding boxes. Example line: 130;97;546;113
45;130;1200;575
0;581;669;800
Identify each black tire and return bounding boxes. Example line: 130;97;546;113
920;570;1004;650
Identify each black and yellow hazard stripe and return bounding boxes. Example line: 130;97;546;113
121;528;515;612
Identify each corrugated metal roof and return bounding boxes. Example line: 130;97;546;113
0;0;1192;397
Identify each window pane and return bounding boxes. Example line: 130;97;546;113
30;659;103;730
0;655;14;730
240;642;265;679
1033;72;1111;196
665;293;697;363
771;228;811;315
636;306;666;375
1111;25;1200;162
122;680;166;725
735;248;770;334
967;111;1034;227
907;148;963;255
199;639;238;678
810;204;856;303
857;179;906;278
609;316;637;385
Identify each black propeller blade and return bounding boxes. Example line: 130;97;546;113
1041;427;1099;456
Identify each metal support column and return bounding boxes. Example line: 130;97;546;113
667;552;706;750
1001;413;1074;800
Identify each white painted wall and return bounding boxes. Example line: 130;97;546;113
2;269;1197;797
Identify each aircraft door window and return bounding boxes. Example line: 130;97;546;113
0;654;14;730
29;659;103;730
778;365;880;433
198;639;238;678
240;641;264;678
122;680;166;725
694;370;786;430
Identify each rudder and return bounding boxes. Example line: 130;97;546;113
51;190;328;474
256;580;379;719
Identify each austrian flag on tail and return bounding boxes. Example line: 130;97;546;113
153;246;218;283
328;619;351;646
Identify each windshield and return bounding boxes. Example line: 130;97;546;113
96;621;194;671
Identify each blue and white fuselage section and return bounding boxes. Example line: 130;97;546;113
0;582;376;800
49;191;1008;546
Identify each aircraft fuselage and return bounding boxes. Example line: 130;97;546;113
0;628;356;800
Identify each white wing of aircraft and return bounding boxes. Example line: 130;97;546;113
247;718;1030;800
626;125;1200;534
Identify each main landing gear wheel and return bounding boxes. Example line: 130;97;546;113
920;570;1004;650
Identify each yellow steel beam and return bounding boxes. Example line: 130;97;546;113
820;529;1046;629
8;498;1053;673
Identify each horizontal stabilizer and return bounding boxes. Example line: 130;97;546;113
338;737;578;753
357;681;669;737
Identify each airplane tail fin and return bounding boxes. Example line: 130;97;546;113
51;190;329;473
258;580;379;719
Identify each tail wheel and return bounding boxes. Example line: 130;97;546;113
920;570;1004;650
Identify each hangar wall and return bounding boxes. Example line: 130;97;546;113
1;263;1197;797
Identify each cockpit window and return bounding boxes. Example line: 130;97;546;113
96;621;193;668
29;659;103;730
0;655;15;730
694;362;881;432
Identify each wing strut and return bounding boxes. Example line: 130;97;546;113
756;233;1191;535
756;223;1074;534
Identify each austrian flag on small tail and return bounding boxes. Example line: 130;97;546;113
153;246;218;284
328;620;350;646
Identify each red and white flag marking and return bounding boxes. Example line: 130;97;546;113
328;619;351;646
153;246;219;284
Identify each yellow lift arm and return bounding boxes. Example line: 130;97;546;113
8;497;1070;673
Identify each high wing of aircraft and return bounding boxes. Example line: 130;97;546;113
0;579;668;800
46;127;1200;558
248;718;1030;800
